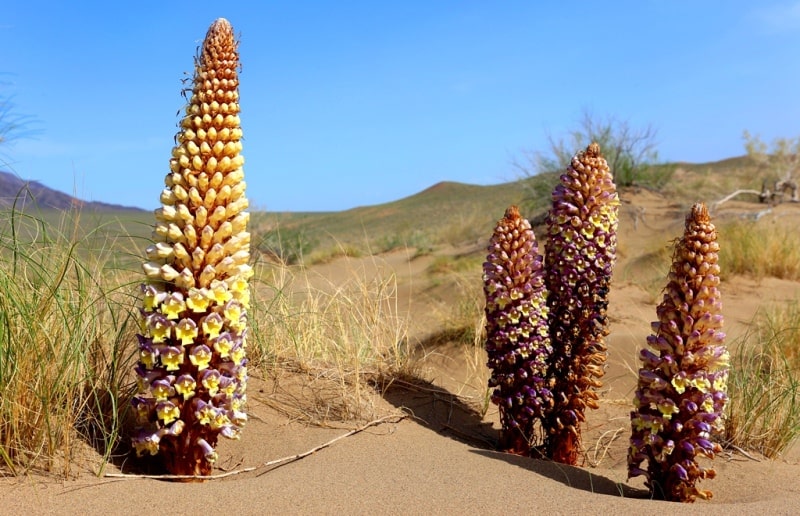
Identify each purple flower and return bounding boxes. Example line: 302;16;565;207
543;143;619;465
628;203;728;503
484;205;552;455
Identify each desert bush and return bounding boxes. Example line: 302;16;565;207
305;243;363;266
0;208;137;476
517;110;668;188
426;253;483;277
743;131;800;199
725;301;800;458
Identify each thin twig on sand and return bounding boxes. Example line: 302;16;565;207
104;414;406;481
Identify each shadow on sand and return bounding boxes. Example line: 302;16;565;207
472;448;650;498
380;374;497;450
380;326;650;500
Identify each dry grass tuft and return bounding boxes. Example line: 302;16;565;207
719;218;800;281
725;301;800;458
0;207;138;477
247;255;412;424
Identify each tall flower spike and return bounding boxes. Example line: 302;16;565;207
628;203;728;503
543;142;619;465
483;206;552;455
135;18;252;478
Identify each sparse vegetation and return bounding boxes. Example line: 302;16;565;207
255;226;320;265
0;208;137;476
250;257;411;423
517;109;671;190
743;131;800;203
0;205;415;476
725;301;800;459
719;218;800;281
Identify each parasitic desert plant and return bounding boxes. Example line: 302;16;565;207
483;205;552;455
628;203;728;502
543;142;619;465
132;18;252;477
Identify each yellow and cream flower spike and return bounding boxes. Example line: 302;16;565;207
133;17;252;478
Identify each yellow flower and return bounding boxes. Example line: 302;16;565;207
220;377;236;397
195;402;215;426
657;400;679;419
186;288;212;313
157;401;180;424
222;301;242;326
162;293;186;320
671;374;688;394
202;312;224;339
189;344;212;371
210;410;231;430
133;434;160;457
175;318;199;345
148;315;172;344
143;285;166;312
174;374;197;401
210;280;233;305
712;373;728;392
212;333;233;358
140;346;157;370
230;345;245;366
161;346;184;371
231;395;245;412
690;376;712;394
230;277;250;308
201;369;221;396
151;379;174;401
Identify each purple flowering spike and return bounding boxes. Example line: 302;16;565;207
543;143;619;465
628;203;728;503
484;205;552;455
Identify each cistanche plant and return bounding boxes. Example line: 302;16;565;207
132;18;252;477
483;205;552;455
543;142;619;465
628;203;728;502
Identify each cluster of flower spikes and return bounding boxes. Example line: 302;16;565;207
132;18;252;477
543;142;619;465
483;205;553;455
628;203;728;503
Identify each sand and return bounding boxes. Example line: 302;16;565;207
2;190;799;514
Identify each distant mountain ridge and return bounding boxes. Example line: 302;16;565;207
0;171;145;212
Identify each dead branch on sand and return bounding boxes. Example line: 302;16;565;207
104;414;407;481
710;189;763;211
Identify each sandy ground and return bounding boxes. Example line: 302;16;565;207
2;190;800;514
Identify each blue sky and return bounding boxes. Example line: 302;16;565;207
2;1;799;211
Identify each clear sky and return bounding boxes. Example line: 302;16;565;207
2;1;799;212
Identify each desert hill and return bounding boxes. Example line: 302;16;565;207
0;170;144;212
